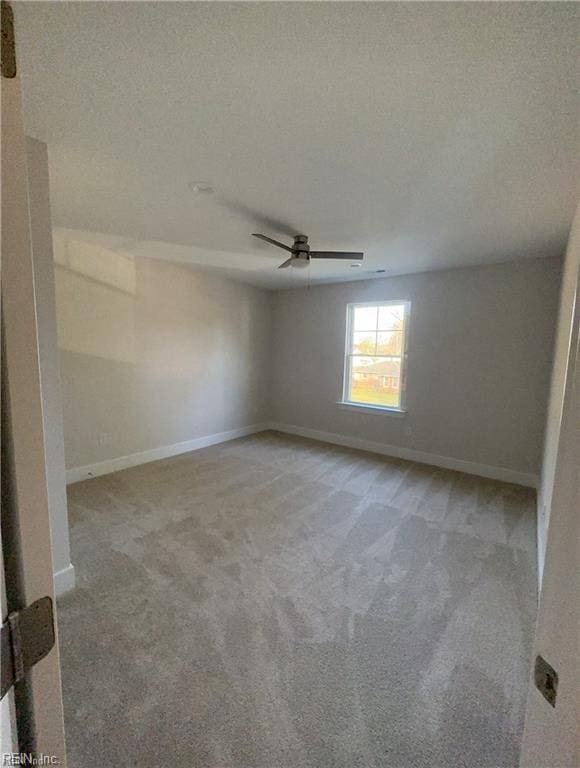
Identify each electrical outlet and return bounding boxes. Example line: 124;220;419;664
98;433;111;447
405;425;413;437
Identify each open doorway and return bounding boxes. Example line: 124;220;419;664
5;2;578;767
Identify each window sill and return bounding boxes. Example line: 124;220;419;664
337;401;407;417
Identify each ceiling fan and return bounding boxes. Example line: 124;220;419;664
252;233;364;269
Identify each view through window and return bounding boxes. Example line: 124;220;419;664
344;302;409;409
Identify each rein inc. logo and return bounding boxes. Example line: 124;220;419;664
2;756;59;766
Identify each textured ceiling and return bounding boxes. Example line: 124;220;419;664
16;1;578;289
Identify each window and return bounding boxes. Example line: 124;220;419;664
343;301;410;411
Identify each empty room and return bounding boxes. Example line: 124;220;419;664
2;2;578;767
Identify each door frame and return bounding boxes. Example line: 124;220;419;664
1;1;67;761
519;208;579;767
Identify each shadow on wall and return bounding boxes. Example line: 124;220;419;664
53;229;137;363
52;227;271;469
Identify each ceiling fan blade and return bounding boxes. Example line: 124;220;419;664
252;233;293;253
278;257;294;269
309;251;364;260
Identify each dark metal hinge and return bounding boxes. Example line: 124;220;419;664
1;597;55;700
1;0;17;79
534;654;558;708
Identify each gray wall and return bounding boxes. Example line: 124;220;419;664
54;232;272;470
56;244;560;482
271;258;561;477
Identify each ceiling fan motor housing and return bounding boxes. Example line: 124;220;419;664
293;235;310;260
251;232;364;269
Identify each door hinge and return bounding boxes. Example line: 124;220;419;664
1;597;55;700
1;0;17;79
534;654;558;708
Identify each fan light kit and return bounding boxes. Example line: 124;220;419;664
252;233;364;270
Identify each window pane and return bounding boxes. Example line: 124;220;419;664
377;330;403;355
352;331;376;355
351;355;383;374
349;358;402;408
378;304;405;330
353;306;378;331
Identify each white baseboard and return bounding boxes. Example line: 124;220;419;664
267;422;539;488
65;423;268;484
53;563;75;596
65;420;539;488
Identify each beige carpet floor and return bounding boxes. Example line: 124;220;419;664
58;430;537;767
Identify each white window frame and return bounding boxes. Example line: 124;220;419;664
341;300;411;414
